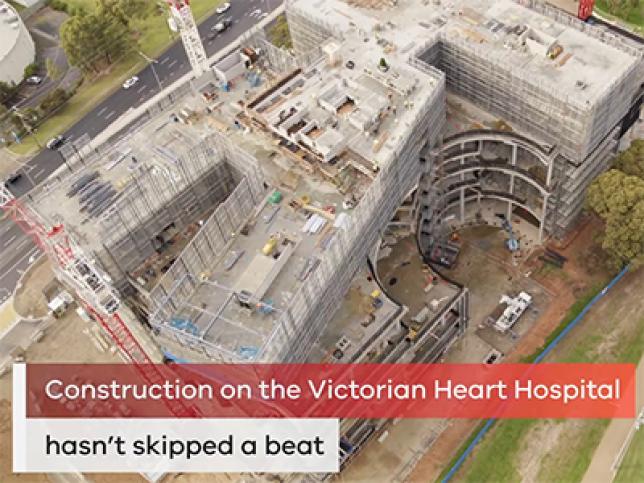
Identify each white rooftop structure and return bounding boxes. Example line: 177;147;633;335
0;0;35;84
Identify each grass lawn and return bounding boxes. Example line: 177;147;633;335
594;0;644;32
8;0;222;155
11;52;146;154
449;267;644;483
616;424;644;483
7;0;25;12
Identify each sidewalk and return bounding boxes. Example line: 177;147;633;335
0;149;31;179
582;355;644;483
0;300;17;336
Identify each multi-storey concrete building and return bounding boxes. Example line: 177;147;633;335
7;0;642;476
287;0;642;243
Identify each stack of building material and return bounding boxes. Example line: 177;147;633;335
302;214;328;234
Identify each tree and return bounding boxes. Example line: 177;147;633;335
38;88;69;115
586;142;644;267
61;11;133;75
612;140;644;178
23;63;39;78
117;0;150;20
0;81;16;105
46;58;63;81
0;104;10;143
97;0;149;28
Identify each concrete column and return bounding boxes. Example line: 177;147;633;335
507;174;515;220
538;194;549;242
511;144;517;166
546;154;556;187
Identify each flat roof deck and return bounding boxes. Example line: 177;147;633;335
288;0;640;106
244;33;442;169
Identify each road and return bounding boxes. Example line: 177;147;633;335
0;0;282;300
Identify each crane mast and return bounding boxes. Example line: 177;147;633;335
168;0;209;77
0;186;194;417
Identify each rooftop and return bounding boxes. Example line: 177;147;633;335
288;0;641;106
244;36;441;168
0;1;25;59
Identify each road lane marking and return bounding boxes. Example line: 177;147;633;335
15;238;29;251
105;111;116;120
136;85;147;93
160;57;170;64
3;235;16;247
34;168;46;179
97;106;108;116
168;59;178;68
0;247;40;283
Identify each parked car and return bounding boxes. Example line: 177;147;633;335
25;75;43;85
46;135;65;150
212;18;232;33
216;2;230;14
122;76;139;89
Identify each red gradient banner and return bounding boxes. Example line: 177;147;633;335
26;363;635;419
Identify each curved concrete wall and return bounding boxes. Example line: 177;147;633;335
0;3;36;84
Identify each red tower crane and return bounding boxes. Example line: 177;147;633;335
0;185;195;417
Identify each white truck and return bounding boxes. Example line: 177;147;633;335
489;291;532;333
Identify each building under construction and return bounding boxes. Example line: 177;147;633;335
287;0;642;247
1;0;641;477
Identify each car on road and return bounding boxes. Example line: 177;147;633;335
216;2;230;14
212;18;232;33
46;135;65;150
25;75;43;85
122;76;139;89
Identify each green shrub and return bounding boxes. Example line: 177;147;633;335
23;63;39;78
38;88;70;115
46;0;68;13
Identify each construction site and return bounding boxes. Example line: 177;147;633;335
0;0;642;480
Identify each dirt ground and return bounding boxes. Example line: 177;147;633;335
0;284;133;482
13;257;53;320
406;218;611;482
